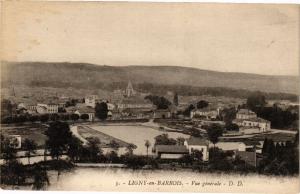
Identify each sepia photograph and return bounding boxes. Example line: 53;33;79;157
0;1;299;193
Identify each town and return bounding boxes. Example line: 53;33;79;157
1;80;299;189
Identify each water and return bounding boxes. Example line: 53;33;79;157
46;167;299;193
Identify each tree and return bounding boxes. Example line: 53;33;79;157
80;113;89;121
144;95;171;109
145;140;151;157
40;114;49;123
1;160;26;188
32;165;49;190
45;121;73;160
1;135;17;163
207;124;223;147
29;115;39;123
189;128;201;137
67;136;83;161
109;140;120;152
70;114;80;121
220;107;237;124
154;134;177;146
173;93;179;106
95;102;108;120
86;137;103;162
246;92;267;111
196;100;209;109
225;123;239;131
191;149;203;161
176;137;185;145
23;138;37;164
125;143;136;156
183;104;195;117
1;99;13;118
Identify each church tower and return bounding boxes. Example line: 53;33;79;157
125;81;135;97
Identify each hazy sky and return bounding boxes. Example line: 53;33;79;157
2;2;299;75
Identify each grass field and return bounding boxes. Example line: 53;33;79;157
1;123;47;149
77;126;130;148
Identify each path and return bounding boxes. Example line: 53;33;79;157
70;125;88;145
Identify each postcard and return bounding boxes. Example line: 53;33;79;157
0;1;299;193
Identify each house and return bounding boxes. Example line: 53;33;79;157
235;151;257;167
155;145;189;159
117;97;153;110
85;95;100;108
153;109;171;119
8;135;22;149
121;108;153;119
233;109;270;133
210;142;247;152
74;106;95;121
184;137;209;161
236;109;257;120
36;103;58;114
190;108;218;120
233;117;271;133
209;141;260;152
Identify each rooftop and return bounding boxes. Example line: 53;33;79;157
237;109;256;115
186;137;208;146
155;145;189;154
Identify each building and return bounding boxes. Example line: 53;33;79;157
8;135;22;149
233;117;271;133
125;81;136;97
233;109;270;133
36;103;58;114
236;109;257;120
190;108;219;120
153;109;171;119
210;142;247;152
74;106;95;121
155;145;189;159
117;97;153;110
85;95;99;108
209;141;260;152
184;137;209;161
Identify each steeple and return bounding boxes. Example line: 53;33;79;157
125;81;135;97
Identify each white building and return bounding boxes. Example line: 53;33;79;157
74;106;95;121
85;95;99;108
8;135;22;149
236;109;257;119
36;103;58;114
184;137;209;161
190;108;219;120
155;145;189;159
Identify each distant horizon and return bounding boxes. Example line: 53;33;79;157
4;60;299;77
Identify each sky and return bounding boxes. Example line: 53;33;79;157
1;2;299;75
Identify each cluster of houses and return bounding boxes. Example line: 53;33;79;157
154;137;258;167
232;109;271;134
12;82;173;121
190;105;271;135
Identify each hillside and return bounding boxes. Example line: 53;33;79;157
1;61;299;95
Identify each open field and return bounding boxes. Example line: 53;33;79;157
1;124;47;149
77;126;130;148
90;124;190;155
